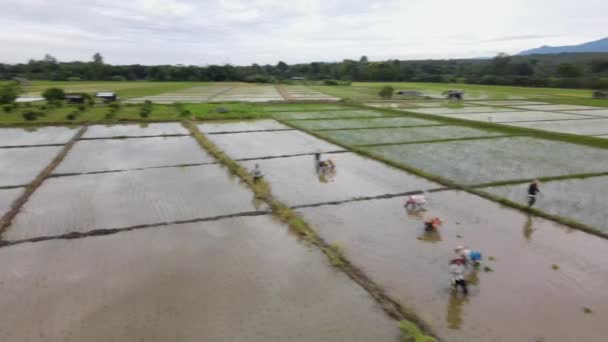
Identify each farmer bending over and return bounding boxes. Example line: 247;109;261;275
527;179;541;207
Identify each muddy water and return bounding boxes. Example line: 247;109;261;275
208;130;344;160
484;177;608;233
505;118;608;136
0;216;400;342
0;188;23;216
55;136;215;174
241;153;439;206
0;126;79;147
511;104;602;111
198;120;290;133
435;111;591;123
287;117;441;130
0;146;62;187
4;164;265;240
83;123;188;138
411;107;515;115
297;190;608;342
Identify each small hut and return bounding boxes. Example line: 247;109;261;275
95;91;119;102
443;90;465;100
593;90;608;99
65;94;85;104
396;90;424;97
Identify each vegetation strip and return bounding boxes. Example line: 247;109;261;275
0;143;65;149
183;120;438;342
0;126;87;234
48;161;219;178
278;119;608;239
290;187;449;210
352;134;515;148
0;211;271;248
79;133;189;140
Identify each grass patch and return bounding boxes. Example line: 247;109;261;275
399;321;438;342
552;264;560;270
583;307;593;314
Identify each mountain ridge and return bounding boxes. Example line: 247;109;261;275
519;37;608;55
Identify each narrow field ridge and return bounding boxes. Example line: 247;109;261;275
49;161;219;178
0;143;65;149
207;128;295;135
79;133;189;140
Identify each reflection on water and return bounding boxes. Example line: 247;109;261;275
406;208;426;220
417;229;441;243
523;215;534;241
446;291;469;330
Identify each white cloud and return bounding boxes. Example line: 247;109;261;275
0;0;606;65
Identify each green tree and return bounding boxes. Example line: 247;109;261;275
93;52;104;64
42;87;65;102
0;83;20;104
557;63;583;78
378;85;394;99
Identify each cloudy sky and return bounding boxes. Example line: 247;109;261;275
2;0;607;65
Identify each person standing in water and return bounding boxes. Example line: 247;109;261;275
527;179;541;207
252;164;263;183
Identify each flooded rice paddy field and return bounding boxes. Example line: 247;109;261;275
507;104;606;111
564;109;608;118
504;118;608;136
124;85;233;104
429;111;595;123
297;191;608;342
240;152;439;206
280;85;340;101
318;125;506;146
0;126;78;147
286;116;441;130
206;130;344;160
483;176;608;232
272;109;389;120
0;216;399;342
3;164;265;241
83;123;188;138
363;136;608;185
0;146;62;187
198;120;291;133
409;106;519;115
0;188;23;216
55;136;214;174
465;100;549;106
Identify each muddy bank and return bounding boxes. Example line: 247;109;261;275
208;130;344;160
298;191;608;342
241;152;439;206
55;136;215;174
0;126;79;147
0;216;400;342
4;164;266;241
0;146;63;187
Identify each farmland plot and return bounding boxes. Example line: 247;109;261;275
0;146;62;187
504;118;608;136
0;188;22;216
0;126;79;147
362;137;608;185
207;130;343;160
465;100;549;106
280;85;340;101
364;101;445;109
124;85;232;103
272;110;388;120
286;117;441;130
212;85;283;102
508;104;605;111
55;136;214;174
430;111;593;123
321;125;506;146
0;216;399;342
410;106;517;115
298;191;608;342
198;120;291;133
83;123;188;138
3;164;263;240
563;109;608;118
483;176;608;232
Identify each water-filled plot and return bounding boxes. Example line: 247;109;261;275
83;123;188;138
483;176;608;233
563;109;608;118
55;136;215;174
431;111;591;123
321;125;506;146
505;118;608;136
286;116;441;130
198;120;290;133
410;107;515;115
298;191;608;342
0;126;79;147
4;164;263;240
0;216;399;342
240;152;439;206
0;146;62;187
465;100;549;106
272;110;387;120
208;130;343;160
362;137;608;185
0;188;22;216
508;104;604;111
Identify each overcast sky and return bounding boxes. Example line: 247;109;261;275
2;0;607;65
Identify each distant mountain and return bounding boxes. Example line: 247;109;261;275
519;37;608;55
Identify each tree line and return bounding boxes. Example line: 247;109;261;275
2;52;608;89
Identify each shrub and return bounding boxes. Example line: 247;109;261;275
139;107;151;118
143;100;152;107
22;110;42;121
67;77;81;81
2;105;13;113
179;109;191;117
0;83;20;104
77;104;87;111
111;75;126;81
42;88;66;102
108;102;121;110
378;85;394;99
66;111;79;120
